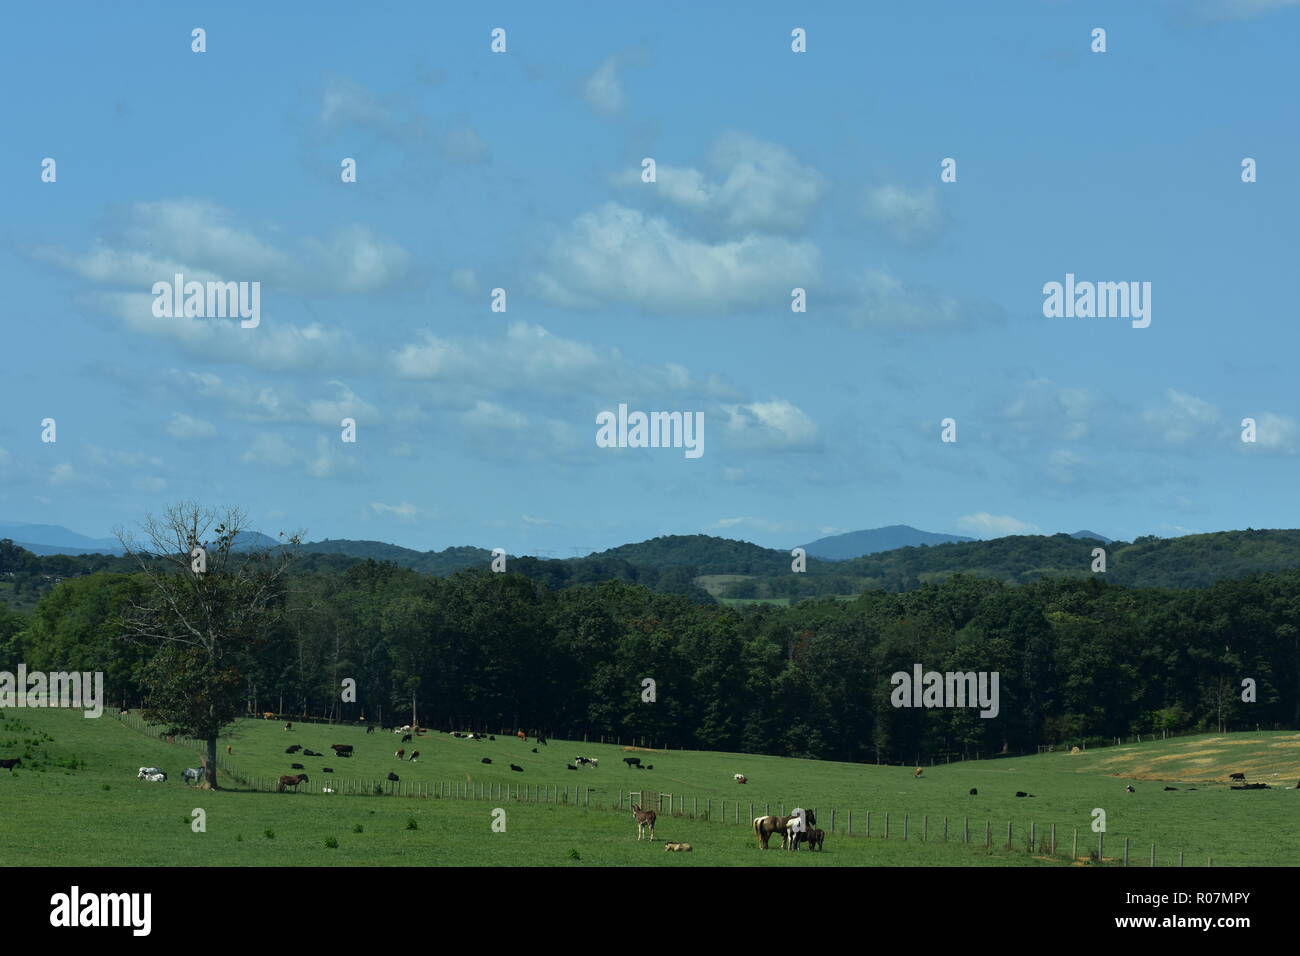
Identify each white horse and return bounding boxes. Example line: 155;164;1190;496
785;808;807;851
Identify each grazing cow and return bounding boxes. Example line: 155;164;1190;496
322;767;334;773
302;749;322;757
489;735;495;741
140;772;166;783
137;767;164;778
285;745;302;754
734;774;747;784
805;828;826;851
532;748;539;754
1229;772;1246;782
537;736;548;746
482;758;493;765
387;772;400;782
969;788;978;796
632;804;656;840
914;768;923;778
401;734;412;744
664;843;692;852
291;763;305;770
277;773;308;792
1125;785;1135;793
566;764;577;771
262;712;275;720
395;749;405;760
1;758;22;771
1015;791;1035;798
1164;786;1178;791
1233;782;1269;790
517;731;527;743
409;751;420;762
330;744;354;757
182;768;202;785
510;764;524;772
575;756;591;765
624;757;642;768
646;765;653;770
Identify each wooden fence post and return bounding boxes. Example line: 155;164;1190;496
885;813;890;839
903;814;908;841
943;816;948;842
1006;821;1012;850
1151;843;1155;868
984;820;990;849
1099;832;1105;862
1124;837;1129;867
1073;828;1078;861
1050;823;1056;856
1030;822;1035;852
923;815;928;842
831;808;836;833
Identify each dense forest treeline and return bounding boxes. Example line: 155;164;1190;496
2;555;1297;764
8;529;1300;613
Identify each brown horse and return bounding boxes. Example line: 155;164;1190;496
753;815;795;849
277;773;308;792
805;827;825;851
632;804;656;840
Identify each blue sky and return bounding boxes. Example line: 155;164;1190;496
1;0;1298;556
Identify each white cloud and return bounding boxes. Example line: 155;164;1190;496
534;203;819;314
617;132;826;234
847;269;976;328
955;512;1040;537
1142;389;1223;445
166;413;217;440
583;56;625;115
369;501;425;521
1245;412;1298;454
38;198;410;296
721;399;819;450
862;183;945;244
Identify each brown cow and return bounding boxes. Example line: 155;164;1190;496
277;773;308;792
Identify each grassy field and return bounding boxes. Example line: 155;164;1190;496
1;708;1296;866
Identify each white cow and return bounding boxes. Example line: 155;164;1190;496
734;773;747;783
137;766;163;778
140;771;167;782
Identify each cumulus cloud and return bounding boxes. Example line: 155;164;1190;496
720;399;819;451
1243;412;1299;454
955;512;1040;537
862;183;946;244
534;203;818;314
38;198;411;296
616;132;826;234
369;501;425;521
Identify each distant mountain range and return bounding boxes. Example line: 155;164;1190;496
0;521;1114;562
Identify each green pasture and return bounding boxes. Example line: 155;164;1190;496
0;708;1295;866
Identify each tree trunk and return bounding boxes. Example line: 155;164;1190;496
203;736;219;790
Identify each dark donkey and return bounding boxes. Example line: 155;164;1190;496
632;804;656;840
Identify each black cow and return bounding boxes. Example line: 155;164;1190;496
537;736;548;746
322;767;334;773
401;734;413;744
285;745;302;754
1125;785;1135;793
481;758;492;764
531;748;539;754
566;764;577;771
1229;772;1246;782
510;764;524;772
969;788;978;796
303;749;322;757
387;772;400;782
489;735;496;741
330;744;354;757
1164;786;1178;791
291;763;305;770
645;765;654;770
0;758;21;772
1015;791;1034;798
366;725;375;734
624;757;642;768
